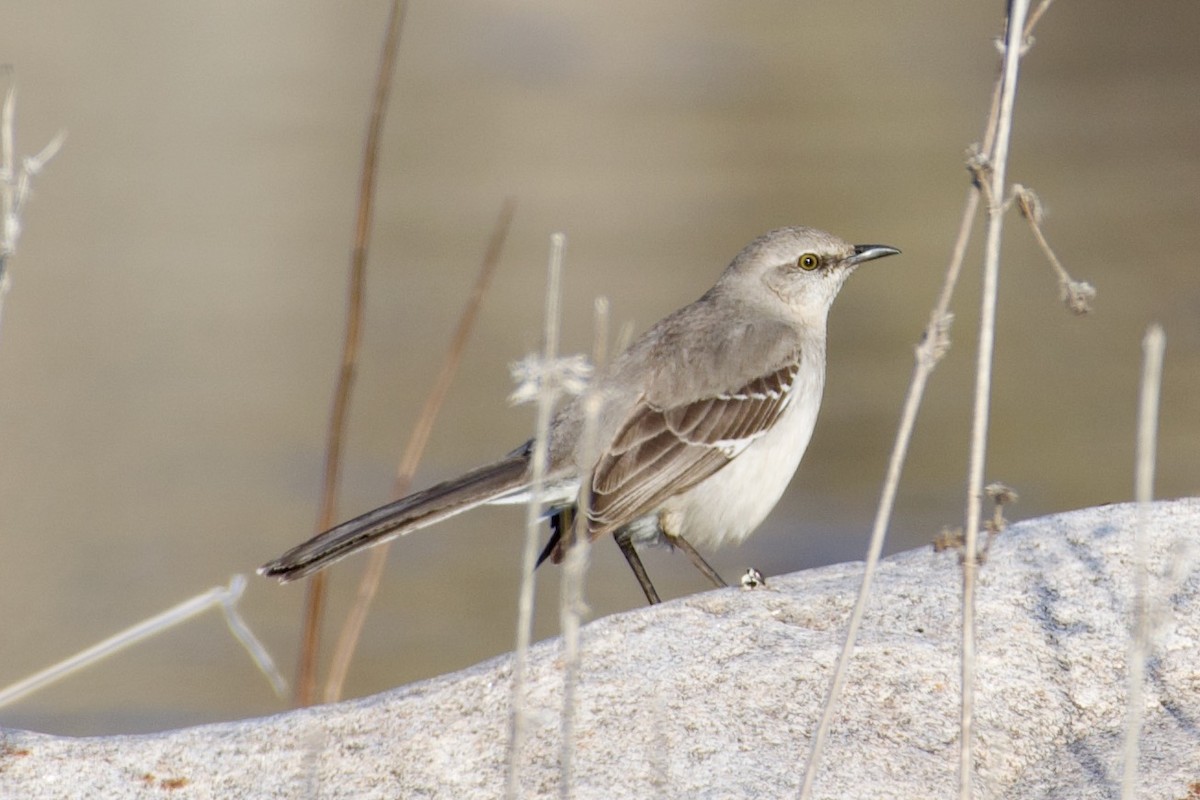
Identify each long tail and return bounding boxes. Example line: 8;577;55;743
259;451;530;582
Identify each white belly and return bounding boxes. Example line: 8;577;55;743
658;365;824;550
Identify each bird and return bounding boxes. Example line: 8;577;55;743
259;227;899;603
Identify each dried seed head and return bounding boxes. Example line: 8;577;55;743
1062;280;1097;315
508;354;592;405
985;483;1019;505
1014;185;1044;225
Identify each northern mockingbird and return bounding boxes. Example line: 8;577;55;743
260;227;899;603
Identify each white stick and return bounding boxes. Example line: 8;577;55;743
0;86;16;331
558;297;605;799
960;4;1031;798
0;81;66;337
0;576;285;708
506;232;566;799
1120;324;1165;799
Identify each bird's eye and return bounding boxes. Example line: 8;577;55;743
797;253;821;271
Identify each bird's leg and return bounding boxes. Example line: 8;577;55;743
614;531;661;605
536;506;572;569
668;534;727;589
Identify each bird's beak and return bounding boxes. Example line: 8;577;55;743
847;244;901;265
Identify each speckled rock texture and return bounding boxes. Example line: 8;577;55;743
2;499;1198;799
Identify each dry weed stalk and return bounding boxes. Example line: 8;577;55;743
958;2;1033;795
321;200;515;703
1014;185;1096;314
557;297;608;799
1120;324;1165;799
0;80;65;337
0;576;285;708
798;1;1062;797
295;0;407;706
506;233;581;799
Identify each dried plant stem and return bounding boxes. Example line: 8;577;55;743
1120;324;1165;800
1015;186;1096;314
0;80;66;337
797;13;1033;798
960;2;1031;797
801;4;1061;793
506;233;567;799
1;86;13;294
798;185;980;799
0;82;15;275
320;199;516;703
295;0;407;707
0;576;285;708
558;298;607;799
1014;189;1065;281
1024;0;1058;37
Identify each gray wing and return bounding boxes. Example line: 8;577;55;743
585;357;800;539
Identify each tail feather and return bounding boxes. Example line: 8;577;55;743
259;452;530;582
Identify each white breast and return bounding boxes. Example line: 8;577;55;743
662;347;825;550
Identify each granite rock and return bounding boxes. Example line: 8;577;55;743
2;499;1198;799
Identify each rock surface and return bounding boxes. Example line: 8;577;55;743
2;499;1198;799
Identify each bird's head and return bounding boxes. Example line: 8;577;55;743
719;226;900;327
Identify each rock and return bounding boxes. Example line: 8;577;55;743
2;499;1198;799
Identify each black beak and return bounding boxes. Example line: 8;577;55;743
848;244;901;265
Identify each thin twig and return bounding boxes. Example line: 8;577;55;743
1121;324;1165;800
507;233;568;799
558;297;607;799
0;84;14;336
295;0;407;707
1024;0;1058;39
978;482;1018;563
1014;185;1096;314
0;80;66;338
321;199;516;703
0;576;284;708
0;83;13;269
800;4;1062;792
797;9;1038;795
798;189;978;798
960;2;1031;798
219;576;289;698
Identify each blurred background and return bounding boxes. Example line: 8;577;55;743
0;1;1196;735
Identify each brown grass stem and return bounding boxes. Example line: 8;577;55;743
321;199;516;703
295;0;407;707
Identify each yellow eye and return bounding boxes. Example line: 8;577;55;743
797;252;820;271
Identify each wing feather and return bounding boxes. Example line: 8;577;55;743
586;358;800;539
